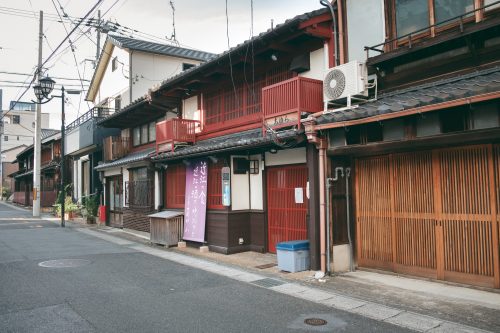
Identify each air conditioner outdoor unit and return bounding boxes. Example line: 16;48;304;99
323;60;368;104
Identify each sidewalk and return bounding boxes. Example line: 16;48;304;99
60;221;498;333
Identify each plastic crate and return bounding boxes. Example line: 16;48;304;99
276;240;310;272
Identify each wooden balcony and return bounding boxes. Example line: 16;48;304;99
103;136;130;162
262;76;323;130
156;118;198;153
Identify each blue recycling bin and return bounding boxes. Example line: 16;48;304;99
276;240;310;272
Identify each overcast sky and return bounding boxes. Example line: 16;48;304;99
0;0;321;128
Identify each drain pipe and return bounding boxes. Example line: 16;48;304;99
320;0;340;67
345;167;354;272
318;139;327;273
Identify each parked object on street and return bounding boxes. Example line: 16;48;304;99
149;210;184;247
277;240;310;273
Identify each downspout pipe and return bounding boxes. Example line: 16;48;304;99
318;140;327;273
320;0;340;67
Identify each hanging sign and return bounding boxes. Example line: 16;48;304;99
221;166;231;206
294;187;304;204
183;159;208;243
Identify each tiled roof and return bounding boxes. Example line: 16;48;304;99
95;148;155;171
152;8;328;96
108;35;216;62
41;129;60;140
152;128;300;162
316;67;500;125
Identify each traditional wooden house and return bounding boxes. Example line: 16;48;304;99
95;8;336;270
10;130;61;208
303;0;500;288
71;35;214;207
92;37;215;232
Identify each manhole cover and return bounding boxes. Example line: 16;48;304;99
38;259;91;268
304;318;328;326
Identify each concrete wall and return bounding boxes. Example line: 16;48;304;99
96;46;130;107
130;51;200;102
265;147;307;166
299;47;326;80
2;111;50;151
346;0;385;62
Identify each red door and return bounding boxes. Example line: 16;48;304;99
267;164;308;253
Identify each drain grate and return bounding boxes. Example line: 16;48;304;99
38;259;91;268
251;278;284;288
254;263;277;269
304;318;328;326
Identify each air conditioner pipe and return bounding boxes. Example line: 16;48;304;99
320;0;340;67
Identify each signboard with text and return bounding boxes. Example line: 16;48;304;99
183;159;208;243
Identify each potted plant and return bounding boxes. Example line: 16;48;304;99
82;194;99;224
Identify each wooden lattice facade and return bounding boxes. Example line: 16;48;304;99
355;144;500;288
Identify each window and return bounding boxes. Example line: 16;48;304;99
32;121;35;128
4;136;8;141
132;122;157;146
249;160;259;174
207;160;224;209
182;63;195;71
141;124;148;145
394;0;475;37
115;96;121;111
133;127;141;146
13;115;20;124
112;56;118;72
17;136;19;141
165;163;186;208
149;122;156;142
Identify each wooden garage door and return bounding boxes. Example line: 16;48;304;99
267;165;308;253
356;144;500;288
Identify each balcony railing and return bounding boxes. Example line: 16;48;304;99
103;136;130;162
66;106;114;132
156;118;199;153
262;76;323;130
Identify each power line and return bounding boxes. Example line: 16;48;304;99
1;0;103;122
0;71;91;82
52;0;91;113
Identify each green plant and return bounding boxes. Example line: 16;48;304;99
82;194;99;218
1;187;11;199
54;196;79;216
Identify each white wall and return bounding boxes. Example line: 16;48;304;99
299;47;326;80
96;46;130;107
2;111;50;151
231;156;250;211
265;147;307;166
249;154;263;210
131;52;200;102
122;168;129;208
346;0;386;62
154;170;160;209
182;95;199;121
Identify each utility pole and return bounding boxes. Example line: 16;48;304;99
95;10;101;68
33;10;43;217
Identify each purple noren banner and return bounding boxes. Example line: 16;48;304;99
183;159;208;243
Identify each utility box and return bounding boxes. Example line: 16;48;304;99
149;211;184;247
276;240;310;273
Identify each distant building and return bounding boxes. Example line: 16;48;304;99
9;101;35;112
1;104;50;151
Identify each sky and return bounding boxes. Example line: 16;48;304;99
0;0;322;129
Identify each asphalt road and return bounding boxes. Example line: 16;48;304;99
0;202;411;333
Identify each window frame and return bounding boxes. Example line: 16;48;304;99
112;56;118;72
387;0;482;47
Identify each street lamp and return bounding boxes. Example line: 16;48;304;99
33;76;80;227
